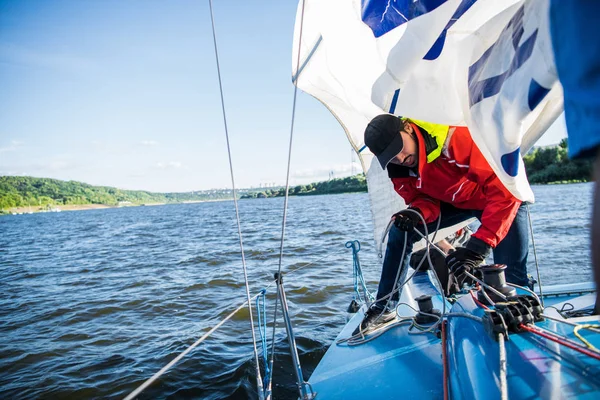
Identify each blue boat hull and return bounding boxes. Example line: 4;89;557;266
309;271;600;399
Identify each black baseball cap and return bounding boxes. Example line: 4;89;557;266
364;114;404;169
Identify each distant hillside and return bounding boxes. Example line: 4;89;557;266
241;174;367;199
0;176;237;210
5;143;588;212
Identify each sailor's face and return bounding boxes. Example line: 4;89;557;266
389;126;418;168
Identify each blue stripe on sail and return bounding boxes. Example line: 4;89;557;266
528;79;550;110
359;145;367;153
389;89;400;113
468;7;538;107
361;0;445;38
501;148;520;177
292;35;322;84
424;0;478;60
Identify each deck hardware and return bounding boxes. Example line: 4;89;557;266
483;295;544;340
415;294;442;324
274;272;317;400
476;264;516;304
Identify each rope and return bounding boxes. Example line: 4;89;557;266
573;324;600;351
267;0;308;393
372;210;443;310
519;323;600;361
478;283;497;306
442;320;449;400
346;240;375;304
541;313;600;334
506;282;542;306
498;333;508;400
445;312;483;323
470;290;490;310
526;203;544;306
345;211;448;343
207;0;263;396
463;271;507;301
256;289;270;386
378;219;394;258
123;293;261;400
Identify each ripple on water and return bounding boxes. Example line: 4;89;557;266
0;187;595;399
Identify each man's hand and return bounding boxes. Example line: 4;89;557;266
446;238;491;286
392;208;422;232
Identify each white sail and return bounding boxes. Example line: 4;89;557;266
292;0;563;248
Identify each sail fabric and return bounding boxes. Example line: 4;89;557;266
292;0;563;248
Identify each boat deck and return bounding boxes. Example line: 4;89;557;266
309;271;445;398
308;274;600;399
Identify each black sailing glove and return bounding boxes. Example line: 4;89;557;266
446;237;491;286
392;208;422;232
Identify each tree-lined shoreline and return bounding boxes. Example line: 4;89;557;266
523;139;593;184
0;176;237;213
0;139;594;214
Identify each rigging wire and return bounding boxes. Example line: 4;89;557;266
123;292;262;400
123;244;341;398
526;203;544;306
207;0;263;395
266;0;307;394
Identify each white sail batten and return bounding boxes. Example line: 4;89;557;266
292;0;563;249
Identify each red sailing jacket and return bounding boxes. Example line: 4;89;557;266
389;123;521;248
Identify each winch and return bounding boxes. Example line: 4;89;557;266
477;264;517;304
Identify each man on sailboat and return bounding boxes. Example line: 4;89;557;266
355;114;530;334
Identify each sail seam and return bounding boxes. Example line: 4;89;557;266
292;35;322;83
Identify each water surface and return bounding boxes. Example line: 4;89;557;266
0;183;594;399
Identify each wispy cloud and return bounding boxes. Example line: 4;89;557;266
140;140;159;146
0;42;97;74
44;160;77;171
293;162;361;180
90;140;127;155
156;161;183;169
0;159;79;175
0;140;24;153
0;169;25;176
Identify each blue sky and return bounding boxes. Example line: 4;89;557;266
0;0;566;192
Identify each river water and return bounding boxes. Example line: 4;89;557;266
0;183;594;399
